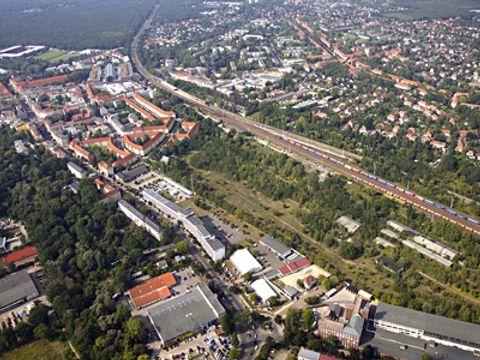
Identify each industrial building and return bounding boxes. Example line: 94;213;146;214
118;200;163;241
376;255;404;274
148;283;225;345
0;270;39;313
142;189;224;261
230;248;263;276
336;216;361;233
373;302;480;354
260;235;291;259
317;295;370;349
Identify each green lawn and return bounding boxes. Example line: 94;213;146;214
0;340;73;360
34;50;67;62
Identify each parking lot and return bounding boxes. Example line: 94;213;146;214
131;172;193;202
254;243;285;272
152;328;232;360
202;215;247;245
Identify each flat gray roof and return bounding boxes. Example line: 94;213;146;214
0;270;39;312
375;302;480;348
148;283;225;343
260;236;291;256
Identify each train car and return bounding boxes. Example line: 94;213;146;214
308;148;315;153
368;175;377;180
405;190;414;196
314;151;323;157
456;214;467;220
352;168;360;173
467;218;479;225
397;187;405;193
416;195;424;201
386;182;396;189
345;165;352;170
423;199;434;206
360;172;369;177
322;155;329;160
446;209;456;215
378;179;387;185
434;203;445;210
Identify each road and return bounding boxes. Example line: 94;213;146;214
130;5;480;238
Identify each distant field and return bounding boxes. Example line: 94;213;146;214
388;0;480;19
34;49;66;62
0;0;156;50
0;340;73;360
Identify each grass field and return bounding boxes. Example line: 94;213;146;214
34;50;67;62
0;340;73;360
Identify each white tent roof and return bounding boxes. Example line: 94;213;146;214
251;279;276;302
230;248;262;276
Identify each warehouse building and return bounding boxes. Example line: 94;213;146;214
0;270;39;313
118;200;163;241
373;302;480;354
260;236;291;259
230;249;263;276
148;283;225;345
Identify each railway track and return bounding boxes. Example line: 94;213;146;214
130;5;480;238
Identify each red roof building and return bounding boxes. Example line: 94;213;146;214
128;272;177;309
2;246;38;268
132;93;176;120
279;257;311;276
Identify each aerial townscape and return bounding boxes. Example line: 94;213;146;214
0;0;480;359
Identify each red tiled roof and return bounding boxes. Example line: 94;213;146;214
3;246;38;264
279;257;310;275
128;273;176;309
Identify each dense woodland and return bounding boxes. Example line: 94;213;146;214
0;0;158;50
0;127;175;359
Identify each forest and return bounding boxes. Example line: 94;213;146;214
0;127;173;359
0;0;183;50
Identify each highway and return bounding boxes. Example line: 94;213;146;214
130;4;480;238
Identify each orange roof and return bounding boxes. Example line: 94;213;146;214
21;75;68;89
128;272;176;309
3;246;37;264
132;93;176;119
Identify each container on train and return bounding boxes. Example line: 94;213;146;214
467;218;479;225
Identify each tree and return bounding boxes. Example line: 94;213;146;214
33;324;51;340
220;313;235;335
125;318;146;342
175;240;189;255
